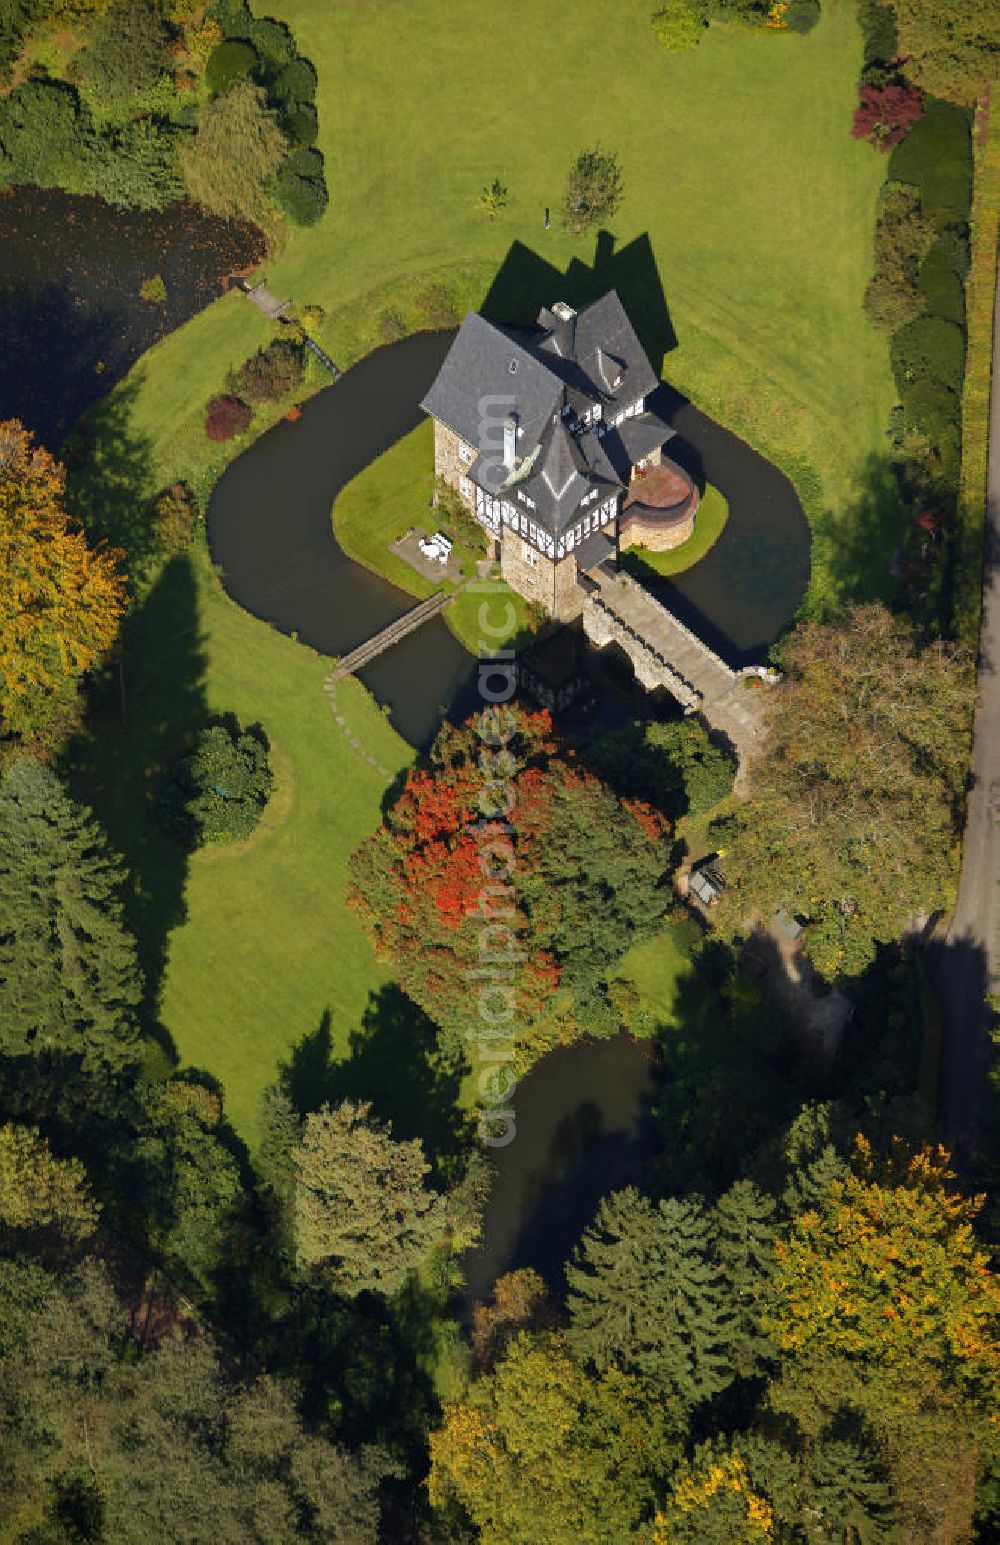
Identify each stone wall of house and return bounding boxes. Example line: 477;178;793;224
501;538;583;621
619;503;697;552
433;421;475;510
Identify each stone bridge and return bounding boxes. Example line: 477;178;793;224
581;565;769;768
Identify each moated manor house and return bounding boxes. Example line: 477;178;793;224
421;290;698;620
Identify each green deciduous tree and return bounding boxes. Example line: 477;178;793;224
652;0;707;53
134;1080;243;1293
428;1331;679;1544
561;145;623;234
77;0;169;109
715;604;971;978
293;1100;446;1295
159;720;272;846
0;1123;99;1250
0;759;141;1082
181;79;286;226
885;0;999;105
566;1187;734;1410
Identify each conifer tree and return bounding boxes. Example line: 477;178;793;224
712;1180;778;1379
565;1187;733;1410
0;759;141;1082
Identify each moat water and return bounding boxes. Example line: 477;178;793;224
0;186;263;450
0;182;811;1297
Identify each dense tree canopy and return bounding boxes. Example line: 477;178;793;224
715;604;971;977
428;1331;679;1544
0;1122;99;1251
885;0;999;104
349;706;671;1054
0;1256;391;1542
0;421;124;753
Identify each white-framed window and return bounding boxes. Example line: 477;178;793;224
522;543;538;568
565;528;576;551
592;404;602;422
458;442;474;465
459;475;472;500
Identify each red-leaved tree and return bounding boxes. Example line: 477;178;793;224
204;395;252;442
851;82;924;152
348;705;672;1060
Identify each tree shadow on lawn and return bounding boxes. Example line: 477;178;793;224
279;987;475;1185
809;451;910;616
63;552;210;1067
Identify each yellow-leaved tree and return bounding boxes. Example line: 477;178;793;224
0;420;125;754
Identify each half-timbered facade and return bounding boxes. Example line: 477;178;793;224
421;291;698;619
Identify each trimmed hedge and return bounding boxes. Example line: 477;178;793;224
890;315;966;394
889;99;973;222
918;244;966;326
275;147;328;226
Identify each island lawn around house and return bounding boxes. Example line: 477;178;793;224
62;0;898;1141
332;420;536;654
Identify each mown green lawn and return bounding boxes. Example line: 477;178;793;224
333;420;536;652
67;545;412;1144
69;0;896;1140
86;0;894;610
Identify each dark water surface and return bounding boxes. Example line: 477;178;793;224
0;186;263;449
461;1034;663;1306
208;331;481;746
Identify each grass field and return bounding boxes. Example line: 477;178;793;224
66;543;412;1142
68;0;898;1138
85;1;895;608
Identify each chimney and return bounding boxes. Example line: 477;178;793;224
503;414;517;471
550;300;577;358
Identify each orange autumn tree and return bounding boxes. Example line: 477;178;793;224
348;705;672;1060
0;421;125;754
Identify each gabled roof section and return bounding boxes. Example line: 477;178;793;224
419;311;562;451
572;291;658;407
518;418;619;536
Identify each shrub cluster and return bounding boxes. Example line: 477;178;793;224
150;482;199;557
232;336;304;404
855;2;973;629
204;394;252;442
0;0;327;228
158;719;273;847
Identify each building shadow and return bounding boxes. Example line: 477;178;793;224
480;229;677;375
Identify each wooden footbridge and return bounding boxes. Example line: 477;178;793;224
332;591;452;678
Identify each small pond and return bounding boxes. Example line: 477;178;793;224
0;185;263;449
460;1033;663;1309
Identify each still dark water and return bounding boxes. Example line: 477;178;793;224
0;186;263;449
208;331;811;743
462;1034;662;1305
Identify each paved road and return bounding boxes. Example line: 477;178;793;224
933;256;1000;1157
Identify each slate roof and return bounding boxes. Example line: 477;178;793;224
573;528;616;574
420;312;561;451
421;291;669;540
